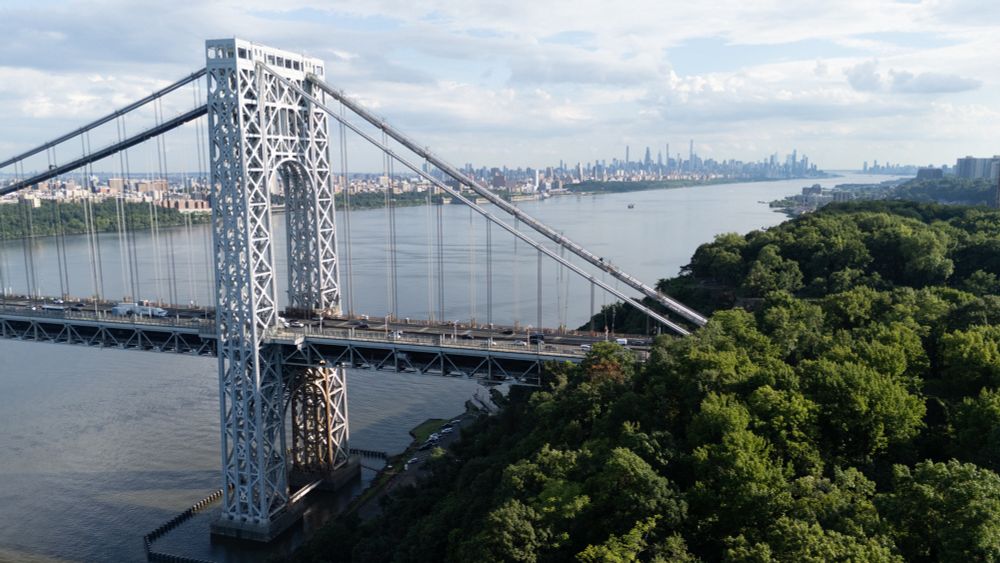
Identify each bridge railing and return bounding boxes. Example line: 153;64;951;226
268;325;587;357
0;305;213;331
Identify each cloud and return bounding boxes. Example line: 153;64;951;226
844;60;883;92
0;0;999;171
844;60;982;95
890;70;981;93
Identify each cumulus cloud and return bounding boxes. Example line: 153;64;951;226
844;60;883;92
0;0;998;170
890;70;982;93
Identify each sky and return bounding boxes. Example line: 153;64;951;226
0;0;998;173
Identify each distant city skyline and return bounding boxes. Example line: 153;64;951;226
0;1;998;171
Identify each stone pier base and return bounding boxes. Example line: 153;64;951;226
210;457;361;543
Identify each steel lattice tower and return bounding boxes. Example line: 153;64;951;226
205;38;346;540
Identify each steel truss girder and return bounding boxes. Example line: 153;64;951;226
0;314;217;355
276;340;547;386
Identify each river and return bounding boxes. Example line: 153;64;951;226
0;174;888;561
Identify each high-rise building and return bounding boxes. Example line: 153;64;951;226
689;140;694;172
955;156;1000;180
625;146;630;165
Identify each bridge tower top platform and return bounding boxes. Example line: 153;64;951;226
206;38;326;80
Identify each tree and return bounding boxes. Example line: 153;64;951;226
587;448;684;533
690;430;791;552
952;389;1000;470
743;245;804;296
576;517;659;563
799;359;924;464
878;460;1000;562
938;325;1000;396
688;232;748;285
724;517;902;562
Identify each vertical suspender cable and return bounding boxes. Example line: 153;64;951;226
435;163;445;322
149;200;164;304
58;200;70;297
562;244;570;331
0;198;7;300
339;103;355;317
116;115;138;301
486;218;492;331
114;195;128;300
536;249;542;332
149;103;165;305
52;200;67;298
468;206;475;324
389;144;398;321
589;283;595;334
21;199;37;299
81;132;102;302
185;213;196;306
156;97;179;306
194;80;213;309
513;216;519;328
424;176;434;321
555;244;563;331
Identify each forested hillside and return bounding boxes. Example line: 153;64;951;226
300;201;1000;562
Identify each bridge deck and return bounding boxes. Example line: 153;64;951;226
0;306;613;385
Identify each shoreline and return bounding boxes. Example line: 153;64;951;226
344;398;493;522
0;175;829;242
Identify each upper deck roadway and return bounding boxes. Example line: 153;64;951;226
0;298;651;386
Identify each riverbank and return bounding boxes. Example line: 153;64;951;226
0;198;209;239
565;175;831;195
336;391;499;526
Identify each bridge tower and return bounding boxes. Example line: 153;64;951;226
205;38;350;541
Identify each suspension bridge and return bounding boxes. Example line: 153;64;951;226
0;39;707;542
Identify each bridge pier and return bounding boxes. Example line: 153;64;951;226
211;363;359;542
288;363;352;488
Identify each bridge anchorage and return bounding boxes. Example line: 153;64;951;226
0;35;708;543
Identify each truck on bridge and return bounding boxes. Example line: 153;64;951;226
110;303;168;318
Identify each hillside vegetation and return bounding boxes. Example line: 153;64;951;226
300;201;1000;562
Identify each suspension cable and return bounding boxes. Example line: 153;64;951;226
264;65;691;334
306;73;706;328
